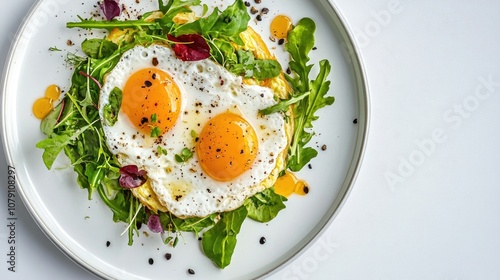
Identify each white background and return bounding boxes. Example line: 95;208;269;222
2;0;500;279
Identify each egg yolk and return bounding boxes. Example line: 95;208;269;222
270;15;293;40
274;172;309;197
196;112;258;182
33;84;61;119
121;68;181;136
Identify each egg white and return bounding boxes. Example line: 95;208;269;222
99;45;287;218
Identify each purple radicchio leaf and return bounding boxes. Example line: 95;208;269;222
100;0;121;20
147;214;164;233
119;165;147;189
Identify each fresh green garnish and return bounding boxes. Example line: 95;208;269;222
229;50;282;80
261;18;334;172
244;188;287;223
49;46;62;51
190;129;198;140
202;206;247;269
103;87;122;126
151;113;158;123
175;147;193;162
157;146;168;156
150;126;161;137
81;38;118;59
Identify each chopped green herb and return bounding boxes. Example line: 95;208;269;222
150;126;161;138
175;148;193;163
157;146;168;156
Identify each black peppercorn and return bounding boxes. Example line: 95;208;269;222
188;268;195;275
259;237;266;244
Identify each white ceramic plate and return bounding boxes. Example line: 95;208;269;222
1;0;368;279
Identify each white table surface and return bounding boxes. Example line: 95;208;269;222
2;0;500;279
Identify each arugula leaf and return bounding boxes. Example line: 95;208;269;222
159;0;200;20
244;188;287;223
286;18;315;94
202;206;248;268
259;91;310;115
252;59;282;80
174;0;250;57
229;50;281;80
211;0;249;45
36;134;72;169
261;18;334;172
170;214;218;236
208;38;237;66
40;101;63;136
288;59;334;171
103;87;122;126
82;38;118;59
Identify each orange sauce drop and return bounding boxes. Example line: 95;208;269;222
274;172;309;197
33;84;61;119
270;15;293;40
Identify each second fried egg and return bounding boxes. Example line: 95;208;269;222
99;45;287;218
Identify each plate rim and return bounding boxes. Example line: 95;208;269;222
260;0;371;278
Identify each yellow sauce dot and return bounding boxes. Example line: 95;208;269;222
270;15;293;40
274;172;309;197
32;98;53;119
45;84;61;100
33;84;61;119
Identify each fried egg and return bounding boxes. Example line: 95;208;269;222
99;44;288;218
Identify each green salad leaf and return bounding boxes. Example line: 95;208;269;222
244;188;287;223
229;50;282;80
202;206;248;268
36;133;73;169
102;87;122;126
261;18;335;172
82;38;118;59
